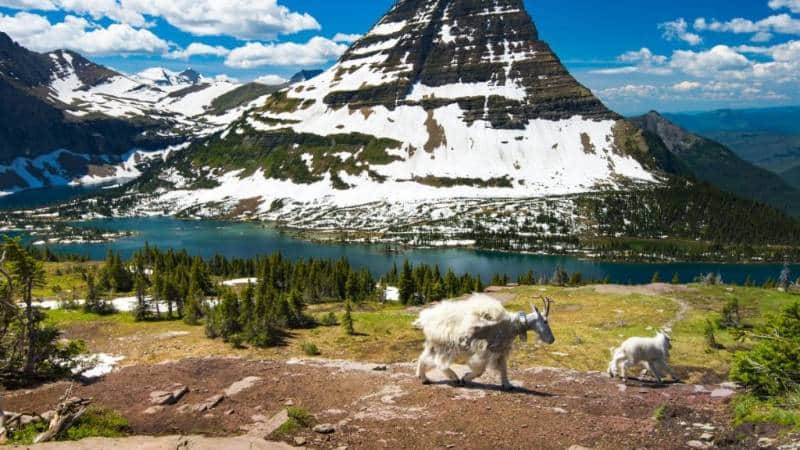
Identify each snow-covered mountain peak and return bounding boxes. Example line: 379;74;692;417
135;67;205;88
132;0;667;222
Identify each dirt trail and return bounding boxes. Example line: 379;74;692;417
590;283;692;330
2;357;759;450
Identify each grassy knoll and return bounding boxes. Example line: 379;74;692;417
32;262;102;300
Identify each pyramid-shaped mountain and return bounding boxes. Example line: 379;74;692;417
139;0;668;220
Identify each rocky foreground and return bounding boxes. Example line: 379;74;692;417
3;357;785;450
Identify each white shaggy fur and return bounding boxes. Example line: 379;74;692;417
607;330;679;383
414;294;555;390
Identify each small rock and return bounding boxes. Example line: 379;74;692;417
40;410;55;422
225;409;235;416
687;440;711;449
758;437;777;448
294;436;307;446
284;399;294;406
192;394;225;413
143;406;164;415
720;381;741;390
224;376;262;397
700;432;714;441
711;388;735;399
552;407;568;414
693;423;716;432
149;391;174;405
372;365;388;371
149;384;188;405
313;423;335;434
568;446;595;450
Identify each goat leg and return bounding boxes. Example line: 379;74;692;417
442;368;462;386
497;355;513;391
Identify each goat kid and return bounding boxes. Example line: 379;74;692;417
607;330;679;383
414;294;555;390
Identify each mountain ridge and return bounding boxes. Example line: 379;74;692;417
631;111;800;216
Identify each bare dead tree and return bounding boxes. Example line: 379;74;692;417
33;384;92;443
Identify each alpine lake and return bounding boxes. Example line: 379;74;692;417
1;186;796;285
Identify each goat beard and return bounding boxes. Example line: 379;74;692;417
518;330;528;343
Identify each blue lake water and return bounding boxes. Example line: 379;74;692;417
0;185;104;210
26;216;798;285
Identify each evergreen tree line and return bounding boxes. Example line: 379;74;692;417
0;238;84;385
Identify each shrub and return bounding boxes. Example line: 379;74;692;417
8;407;128;444
272;407;315;438
318;312;338;326
63;407;129;441
342;300;355;336
731;303;800;397
704;320;723;351
720;298;742;329
301;342;320;356
228;334;245;349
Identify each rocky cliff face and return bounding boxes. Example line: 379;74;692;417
326;0;615;124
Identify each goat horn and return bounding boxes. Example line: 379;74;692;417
541;296;553;318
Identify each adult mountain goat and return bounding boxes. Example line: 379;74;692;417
414;294;555;390
607;330;679;383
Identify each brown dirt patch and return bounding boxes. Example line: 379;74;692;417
424;110;447;153
3;357;748;450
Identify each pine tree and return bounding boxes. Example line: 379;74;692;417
474;275;484;293
671;273;681;285
651;272;661;283
133;274;148;322
342;299;355;335
398;260;414;304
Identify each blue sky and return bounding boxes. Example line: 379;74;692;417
1;0;799;114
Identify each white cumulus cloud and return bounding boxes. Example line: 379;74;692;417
659;18;702;45
333;33;362;43
670;45;752;77
225;37;348;69
694;14;800;36
254;74;288;85
672;81;702;92
0;0;321;40
0;0;56;9
769;0;800;14
165;43;230;60
0;11;169;54
590;48;671;75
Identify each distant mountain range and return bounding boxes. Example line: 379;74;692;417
631;111;800;217
0;30;318;194
664;107;800;182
